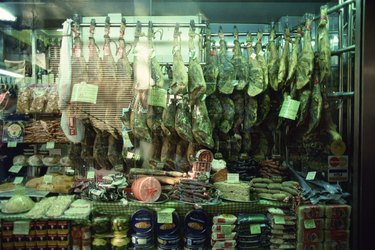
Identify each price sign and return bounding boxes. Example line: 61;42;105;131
13;221;30;235
306;171;317;181
7;141;18;148
43;175;53;184
304;219;316;229
147;88;167;108
87;171;95;180
46;141;55;150
227;173;240;183
13;177;24;184
250;224;262;234
9;165;23;173
157;208;175;224
274;215;286;225
279;96;300;120
71;82;99;104
220;225;233;234
126;152;134;159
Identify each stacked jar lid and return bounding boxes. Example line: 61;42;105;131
131;209;156;249
111;216;130;250
184;209;211;250
156;209;181;250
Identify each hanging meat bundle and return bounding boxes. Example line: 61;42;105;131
296;18;314;90
131;92;152;143
171;24;188;95
203;27;219;96
87;19;104;129
246;33;264;97
219;95;235;134
232;26;249;91
205;94;223;130
192;99;215;149
277;27;290;89
217;27;235;95
268;28;280;91
255;32;268;92
93;129;112;169
286;27;302;84
318;5;331;86
175;96;194;142
188;27;206;104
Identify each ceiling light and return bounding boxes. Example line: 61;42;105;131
0;7;17;22
0;69;24;78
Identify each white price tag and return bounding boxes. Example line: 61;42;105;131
306;171;317;181
127;152;134;159
87;171;95;179
46;141;55;150
9;165;23;173
227;173;240;183
157;208;175;224
13;221;30;235
7;141;18;148
13;177;24;184
43;175;53;184
71;82;99;104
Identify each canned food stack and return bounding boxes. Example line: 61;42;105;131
131;208;156;249
268;208;297;249
323;205;351;250
211;214;237;250
236;214;271;250
111;216;131;250
184;209;211;250
156;209;181;250
91;216;111;250
296;205;325;250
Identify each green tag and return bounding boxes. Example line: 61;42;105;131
9;165;23;173
306;171;317;181
127;152;134;159
304;219;316;229
227;173;240;183
157;208;175;224
46;141;55;150
13;177;24;184
122;130;133;148
71;82;99;104
147;88;168;108
43;175;53;184
279;96;300;120
220;225;233;234
87;171;95;179
250;224;262;234
7;141;18;148
13;221;30;235
274;215;286;225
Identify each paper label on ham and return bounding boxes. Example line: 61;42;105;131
71;83;98;104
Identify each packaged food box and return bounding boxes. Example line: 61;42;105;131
324;230;350;242
211;239;236;248
325;205;351;219
297;228;324;243
297;205;325;219
324;218;350;230
213;214;237;225
296;242;323;250
212;232;236;241
324;240;350;250
212;224;236;233
298;219;325;231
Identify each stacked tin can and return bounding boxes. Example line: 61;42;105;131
156;210;181;250
184;209;210;250
236;214;271;249
268;208;297;249
111;216;131;250
131;208;156;249
211;214;237;250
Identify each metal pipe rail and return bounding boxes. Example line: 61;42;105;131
331;44;356;55
78;22;207;28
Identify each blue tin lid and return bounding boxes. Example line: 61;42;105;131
156;211;180;236
157;234;181;246
184;209;210;235
131;209;155;234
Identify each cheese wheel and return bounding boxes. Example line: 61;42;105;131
131;176;162;202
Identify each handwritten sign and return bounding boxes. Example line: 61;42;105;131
157;208;175;224
279;96;300;120
71;82;98;104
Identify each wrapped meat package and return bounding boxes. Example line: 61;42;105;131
161;136;177;170
218;37;235;95
29;86;48;113
162;98;177;137
175;97;194;142
45;85;59;113
203;28;219;96
219;95;235;134
192;99;214;149
171;26;188;95
16;85;32;114
206;94;223;129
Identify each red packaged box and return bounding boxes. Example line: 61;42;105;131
297;228;324;243
324;230;350;242
325;218;350;230
325;205;351;219
297;205;325;219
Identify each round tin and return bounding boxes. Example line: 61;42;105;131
157;211;180;236
184;234;207;248
131;233;154;246
184;246;206;250
184;209;210;235
158;245;181;250
157;234;181;246
131;209;155;234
